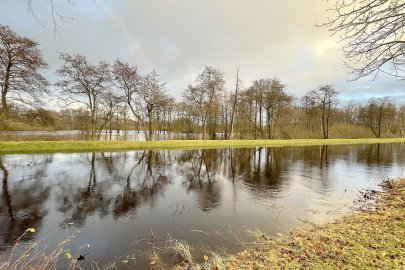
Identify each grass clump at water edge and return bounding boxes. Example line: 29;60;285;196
0;229;133;270
1;138;405;154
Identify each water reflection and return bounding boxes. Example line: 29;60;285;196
112;150;172;218
56;152;112;226
0;143;404;267
55;151;173;225
357;143;397;165
0;156;51;250
180;150;222;212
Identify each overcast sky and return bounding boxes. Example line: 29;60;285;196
1;0;404;104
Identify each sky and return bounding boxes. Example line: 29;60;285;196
1;0;404;105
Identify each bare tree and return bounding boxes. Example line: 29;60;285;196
396;105;405;136
224;69;242;140
250;80;265;138
183;66;225;139
323;0;405;79
140;71;169;141
112;60;145;133
234;87;262;139
359;96;396;137
56;53;110;140
305;85;338;139
301;94;319;133
98;91;123;140
0;24;48;120
343;101;360;125
154;94;175;135
263;78;292;139
244;78;292;139
113;60;169;141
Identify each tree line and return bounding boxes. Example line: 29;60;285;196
1;24;404;140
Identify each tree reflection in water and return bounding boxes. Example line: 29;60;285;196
56;151;173;225
180;149;222;212
56;152;112;226
0;156;51;250
112;150;172;218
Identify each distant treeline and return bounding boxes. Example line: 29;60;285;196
1;24;404;140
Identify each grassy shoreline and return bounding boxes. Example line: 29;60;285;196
199;179;405;270
0;138;405;154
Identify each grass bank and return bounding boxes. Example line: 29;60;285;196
199;179;405;270
0;138;405;154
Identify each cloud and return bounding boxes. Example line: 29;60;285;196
0;0;403;102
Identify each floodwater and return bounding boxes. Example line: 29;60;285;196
0;143;404;268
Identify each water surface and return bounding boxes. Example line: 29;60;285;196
0;143;404;268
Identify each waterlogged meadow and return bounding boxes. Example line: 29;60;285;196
0;143;404;269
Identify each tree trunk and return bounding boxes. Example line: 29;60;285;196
254;101;258;139
325;100;331;139
228;69;240;140
0;91;7;120
0;64;11;120
321;101;326;139
266;107;271;139
259;102;263;138
369;105;378;138
223;105;228;140
90;109;96;140
147;105;153;141
377;106;383;138
109;111;113;141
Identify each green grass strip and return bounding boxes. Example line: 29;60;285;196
0;138;405;154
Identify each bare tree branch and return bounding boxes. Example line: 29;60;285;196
321;0;405;80
26;0;83;37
